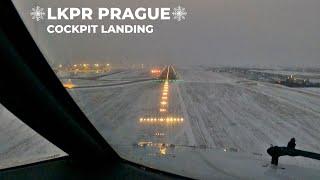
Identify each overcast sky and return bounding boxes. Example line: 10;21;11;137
12;0;320;67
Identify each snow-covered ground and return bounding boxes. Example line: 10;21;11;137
178;68;320;168
250;69;320;77
298;87;320;95
66;67;320;179
1;66;320;179
59;69;154;89
0;105;65;169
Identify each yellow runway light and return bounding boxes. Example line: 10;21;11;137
63;79;75;89
160;146;167;155
63;83;75;89
161;101;167;105
155;133;165;136
139;116;184;124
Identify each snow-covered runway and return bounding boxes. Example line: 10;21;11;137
67;67;320;170
1;66;320;178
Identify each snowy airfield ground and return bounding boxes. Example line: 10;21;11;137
1;66;320;179
0;106;65;169
68;67;320;178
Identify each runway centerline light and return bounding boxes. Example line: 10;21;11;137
161;101;167;105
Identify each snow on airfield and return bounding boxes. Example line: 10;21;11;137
178;68;320;168
179;68;320;152
68;67;320;171
0;105;65;169
251;69;320;77
1;66;320;178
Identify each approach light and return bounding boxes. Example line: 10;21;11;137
161;101;167;105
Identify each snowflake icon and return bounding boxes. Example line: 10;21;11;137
30;6;46;22
172;6;187;22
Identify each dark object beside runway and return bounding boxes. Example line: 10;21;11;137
267;146;320;165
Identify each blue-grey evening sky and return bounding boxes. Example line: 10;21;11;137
12;0;320;66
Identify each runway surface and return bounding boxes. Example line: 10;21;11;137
1;66;320;178
67;66;320;169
